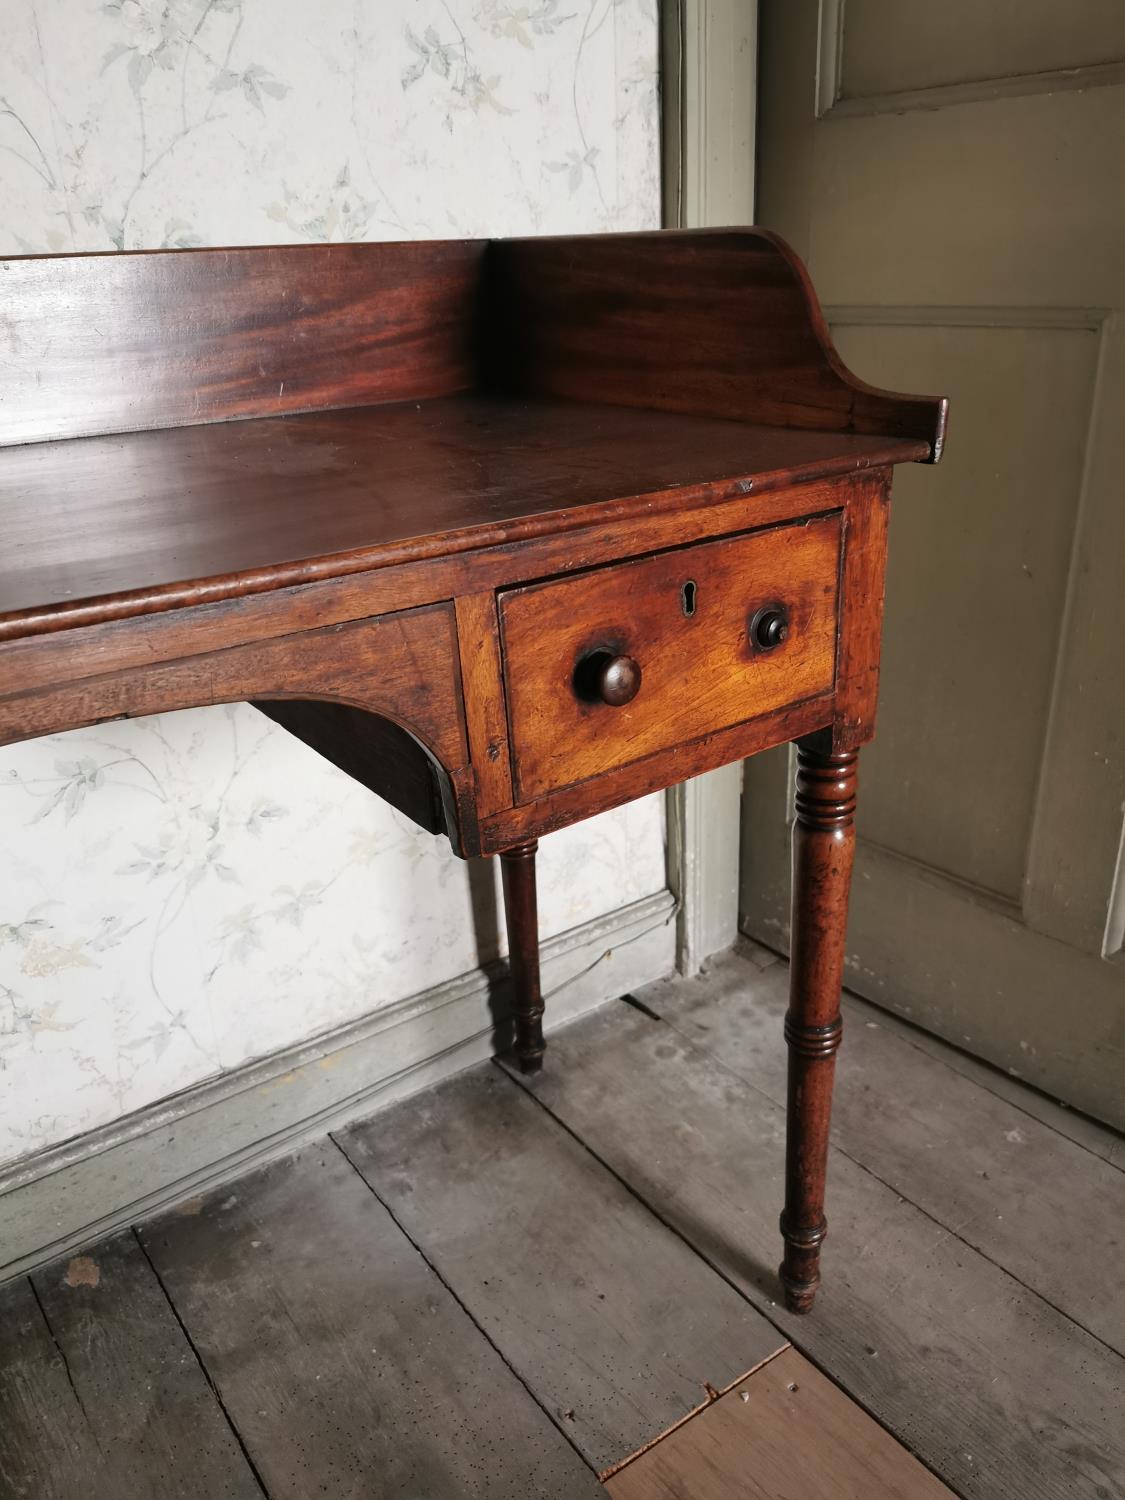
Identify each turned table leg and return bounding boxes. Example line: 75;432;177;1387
779;733;858;1313
500;840;545;1073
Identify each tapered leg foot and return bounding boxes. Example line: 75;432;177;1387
778;1215;829;1314
500;840;545;1073
779;734;858;1313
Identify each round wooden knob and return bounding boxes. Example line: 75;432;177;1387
750;604;790;652
596;653;642;706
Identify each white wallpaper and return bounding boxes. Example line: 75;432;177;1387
0;0;665;1168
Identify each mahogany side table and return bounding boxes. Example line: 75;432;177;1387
0;230;946;1312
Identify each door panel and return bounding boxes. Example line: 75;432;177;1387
836;1;1125;101
834;319;1098;900
743;2;1125;1124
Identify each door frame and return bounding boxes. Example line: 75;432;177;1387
661;0;759;973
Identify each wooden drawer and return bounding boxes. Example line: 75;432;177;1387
499;514;841;800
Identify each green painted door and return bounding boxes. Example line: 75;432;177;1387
741;1;1125;1125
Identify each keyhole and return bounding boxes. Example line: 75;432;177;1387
681;580;697;617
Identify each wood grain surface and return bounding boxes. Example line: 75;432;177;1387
778;736;858;1312
0;602;466;766
831;473;892;749
0;240;483;446
605;1347;955;1499
489;229;947;455
338;1066;786;1474
500;514;841;799
454;591;515;813
503;1002;1125;1500
477;695;833;853
0;395;922;637
138;1142;604;1499
0;603;480;853
0;1232;262;1499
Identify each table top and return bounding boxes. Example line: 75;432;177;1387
1;395;926;637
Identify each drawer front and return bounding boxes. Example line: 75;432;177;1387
499;514;841;800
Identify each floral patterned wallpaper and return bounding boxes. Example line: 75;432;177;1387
0;0;664;1168
3;0;658;250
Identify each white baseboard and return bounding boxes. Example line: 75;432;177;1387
0;890;676;1282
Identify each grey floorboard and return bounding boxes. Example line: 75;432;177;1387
0;1231;261;1500
503;999;1125;1500
337;1063;786;1475
738;939;1125;1169
856;990;1125;1171
637;947;1125;1353
0;1274;107;1500
139;1139;603;1499
4;949;1120;1499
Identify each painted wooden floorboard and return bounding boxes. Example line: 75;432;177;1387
605;1347;957;1500
337;1063;786;1475
0;1231;262;1500
637;947;1125;1355
138;1139;603;1499
1;1275;113;1500
856;997;1125;1173
503;1002;1125;1500
740;940;1125;1170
